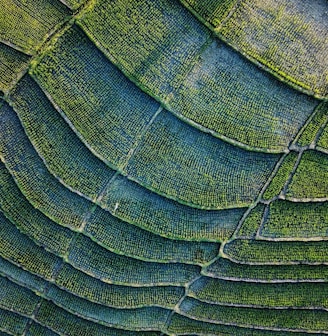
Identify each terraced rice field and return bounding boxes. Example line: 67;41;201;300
0;0;327;334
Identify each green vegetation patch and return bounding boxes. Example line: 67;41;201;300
36;300;162;336
0;308;28;335
68;234;200;285
297;103;328;147
0;43;30;92
64;0;85;10
0;102;91;230
79;0;209;100
26;323;59;336
224;239;328;264
0;162;74;255
87;208;219;264
235;204;265;238
171;39;317;151
32;25;160;170
180;0;237;27
55;264;184;309
286;150;328;199
0;276;39;316
126;110;279;209
261;200;328;238
318;120;328;150
180;297;328;331
263;152;298;200
0;0;70;53
0;256;47;294
100;175;245;241
219;0;328;98
46;285;170;330
168;313;316;335
205;258;328;282
190;277;328;308
0;211;60;279
10;74;116;200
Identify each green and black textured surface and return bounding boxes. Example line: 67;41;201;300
0;0;328;334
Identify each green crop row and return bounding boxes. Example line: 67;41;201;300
0;110;220;265
0;162;74;255
0;256;48;294
262;152;298;200
78;0;318;151
26;322;59;336
0;276;40;316
46;285;170;330
68;234;200;285
0;43;30;92
224;239;328;264
179;0;237;27
168;313;322;335
125;109;279;209
170;38;317;151
79;0;209;100
235;204;265;238
205;257;328;281
28;24;277;209
218;0;328;98
1;243;184;310
10;74;116;201
32;25;160;171
2;92;245;242
0;0;70;53
286;150;328;200
0;308;28;335
261;200;328;238
0;102;90;230
55;263;184;309
36;300;162;336
0;212;60;279
86;207;220;265
318;122;328;150
189;276;328;308
297;102;328;147
180;297;328;331
100;175;244;241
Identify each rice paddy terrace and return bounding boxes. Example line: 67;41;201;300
0;0;327;334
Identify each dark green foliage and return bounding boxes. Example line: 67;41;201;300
46;285;170;330
261;200;328;238
32;26;160;170
180;297;328;331
235;204;265;238
100;175;245;241
0;102;90;230
189;277;328;308
36;301;162;336
0;0;70;53
126;110;279;208
205;258;328;281
225;239;328;264
179;0;238;27
79;0;209;99
263;152;298;200
68;234;201;285
10;74;116;200
286;150;328;199
0;211;60;279
0;162;74;255
219;0;328;98
55;264;184;308
0;308;28;335
0;43;30;92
